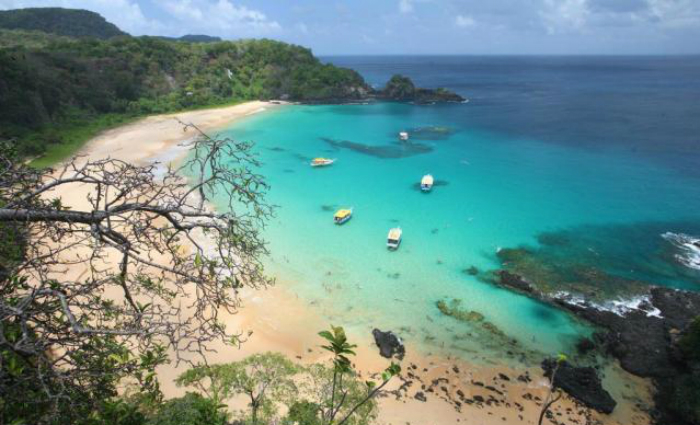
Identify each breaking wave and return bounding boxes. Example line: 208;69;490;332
662;232;700;271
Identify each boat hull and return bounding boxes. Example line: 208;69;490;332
387;241;401;250
334;216;352;225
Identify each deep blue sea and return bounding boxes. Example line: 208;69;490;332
212;56;700;366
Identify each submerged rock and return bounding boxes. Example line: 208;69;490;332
542;359;617;414
321;137;432;159
372;329;406;360
436;299;485;322
575;337;596;354
497;270;535;293
463;266;479;276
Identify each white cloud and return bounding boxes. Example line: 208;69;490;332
455;14;476;28
540;0;590;33
399;0;413;14
0;0;162;34
160;0;281;36
646;0;700;28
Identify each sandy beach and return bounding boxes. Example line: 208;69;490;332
49;101;654;425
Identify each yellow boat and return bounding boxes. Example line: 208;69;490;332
387;227;402;250
334;209;353;225
311;157;335;167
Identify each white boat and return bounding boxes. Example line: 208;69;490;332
334;209;353;225
311;158;335;167
387;227;402;250
398;131;409;141
421;174;434;192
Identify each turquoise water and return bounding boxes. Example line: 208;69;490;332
210;101;700;364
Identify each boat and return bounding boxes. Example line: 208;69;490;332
387;227;402;250
421;174;434;192
334;209;353;225
311;158;335;167
398;131;409;141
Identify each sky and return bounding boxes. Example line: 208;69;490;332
1;0;699;54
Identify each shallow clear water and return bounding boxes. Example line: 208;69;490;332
210;57;700;365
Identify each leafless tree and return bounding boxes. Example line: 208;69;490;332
0;125;273;422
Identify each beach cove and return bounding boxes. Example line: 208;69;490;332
53;97;663;424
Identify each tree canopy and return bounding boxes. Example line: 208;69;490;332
0;126;272;423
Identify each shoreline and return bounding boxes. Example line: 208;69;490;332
56;101;653;425
71;100;279;168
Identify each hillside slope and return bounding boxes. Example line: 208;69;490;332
0;7;127;39
0;36;369;156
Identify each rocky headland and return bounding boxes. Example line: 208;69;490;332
490;269;700;425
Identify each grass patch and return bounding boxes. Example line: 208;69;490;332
29;113;139;168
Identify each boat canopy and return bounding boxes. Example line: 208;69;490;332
312;157;329;162
334;209;352;219
421;174;434;185
388;228;402;240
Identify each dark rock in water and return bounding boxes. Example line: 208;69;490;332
463;266;479;276
377;75;466;104
494;274;700;424
576;337;596;354
372;329;406;360
321;137;432;159
536;232;571;247
406;126;455;141
542;359;617;414
556;287;700;380
415;391;427;402
497;270;535;293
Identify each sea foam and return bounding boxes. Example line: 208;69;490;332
662;232;700;271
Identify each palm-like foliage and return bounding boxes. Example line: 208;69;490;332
318;326;400;425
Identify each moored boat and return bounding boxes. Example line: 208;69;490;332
334;209;353;225
398;131;409;141
311;158;335;167
387;227;402;250
421;174;434;192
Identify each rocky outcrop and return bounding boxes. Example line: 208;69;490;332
542;359;617;414
557;287;700;380
490;269;700;424
372;329;406;360
375;74;465;104
497;270;536;293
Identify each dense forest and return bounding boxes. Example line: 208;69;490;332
0;31;369;159
0;7;126;39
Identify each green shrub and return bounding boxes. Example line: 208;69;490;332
285;401;321;425
679;316;700;364
148;393;228;425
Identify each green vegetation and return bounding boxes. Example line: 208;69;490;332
679;316;700;363
0;7;127;38
0;28;76;48
669;316;700;423
173;328;401;425
0;33;368;162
